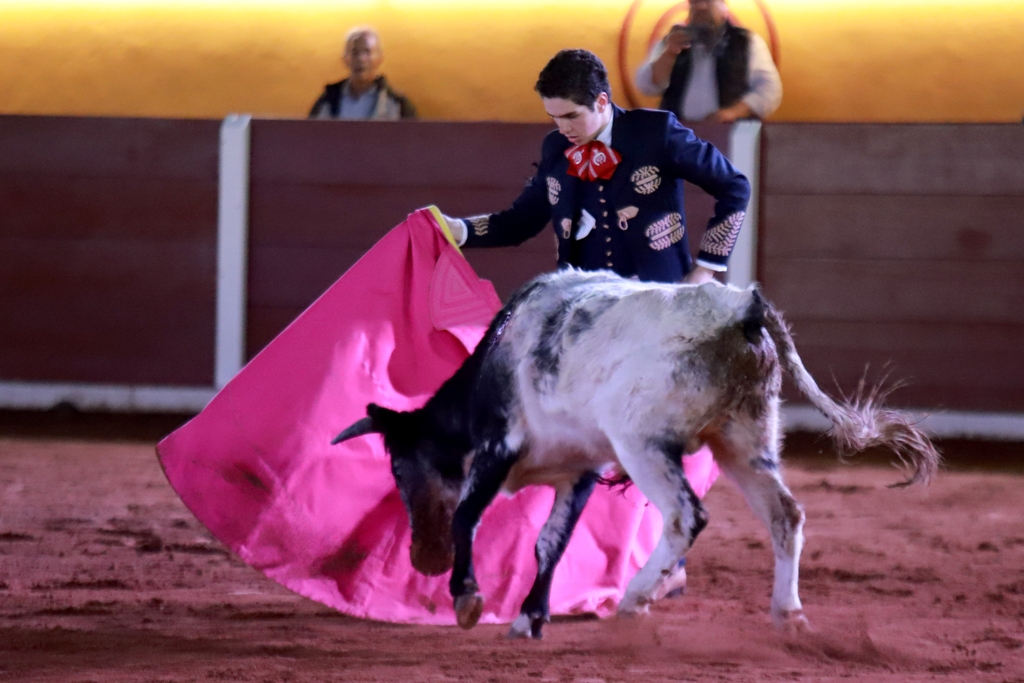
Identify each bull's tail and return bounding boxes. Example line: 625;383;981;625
751;289;940;487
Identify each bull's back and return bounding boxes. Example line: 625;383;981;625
496;275;760;455
501;276;757;395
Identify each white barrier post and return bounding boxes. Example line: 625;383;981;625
215;114;252;389
726;121;762;289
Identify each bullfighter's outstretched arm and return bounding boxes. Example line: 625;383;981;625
447;132;569;249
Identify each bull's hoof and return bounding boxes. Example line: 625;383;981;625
454;593;484;630
507;613;545;640
507;614;531;639
653;565;687;601
507;613;535;639
772;608;810;633
617;594;651;616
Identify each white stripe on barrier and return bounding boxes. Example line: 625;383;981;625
783;405;1024;441
0;381;215;413
2;381;1021;440
726;120;761;289
215;114;252;389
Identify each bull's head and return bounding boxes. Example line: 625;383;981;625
332;404;464;576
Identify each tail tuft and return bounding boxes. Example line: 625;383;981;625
826;373;940;487
759;295;941;487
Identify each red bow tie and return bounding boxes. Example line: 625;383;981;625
565;140;620;181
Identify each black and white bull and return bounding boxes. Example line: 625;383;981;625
333;269;939;639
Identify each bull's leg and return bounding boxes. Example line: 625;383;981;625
449;443;518;630
611;436;708;615
508;471;598;640
705;410;808;630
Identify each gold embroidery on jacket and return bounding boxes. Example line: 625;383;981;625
700;212;745;256
468;216;490;237
546;177;561;205
645;213;684;251
631;166;661;195
617;206;639;231
560;218;573;239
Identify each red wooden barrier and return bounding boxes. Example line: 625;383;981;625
11;115;1016;418
0;116;220;386
760;124;1024;412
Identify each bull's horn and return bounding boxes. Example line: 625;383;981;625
331;417;376;445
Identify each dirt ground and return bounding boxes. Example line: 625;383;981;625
1;413;1023;683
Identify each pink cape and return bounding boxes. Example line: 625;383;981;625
157;208;719;625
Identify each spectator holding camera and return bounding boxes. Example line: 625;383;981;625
309;28;416;121
636;0;781;123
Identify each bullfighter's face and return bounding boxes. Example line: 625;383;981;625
542;93;612;146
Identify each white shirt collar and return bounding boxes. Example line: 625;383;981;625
595;110;614;146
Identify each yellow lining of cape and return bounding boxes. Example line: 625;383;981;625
426;205;463;257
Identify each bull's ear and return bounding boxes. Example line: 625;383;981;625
331;416;377;445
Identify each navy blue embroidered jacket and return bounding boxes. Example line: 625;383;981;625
460;106;750;283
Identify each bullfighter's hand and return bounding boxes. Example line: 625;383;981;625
682;265;717;285
440;213;466;245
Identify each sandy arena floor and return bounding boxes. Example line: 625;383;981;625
1;419;1023;683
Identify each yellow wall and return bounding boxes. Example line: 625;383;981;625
1;0;1022;122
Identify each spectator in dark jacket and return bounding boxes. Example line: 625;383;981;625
309;28;416;120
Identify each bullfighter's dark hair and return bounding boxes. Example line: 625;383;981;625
535;49;611;110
